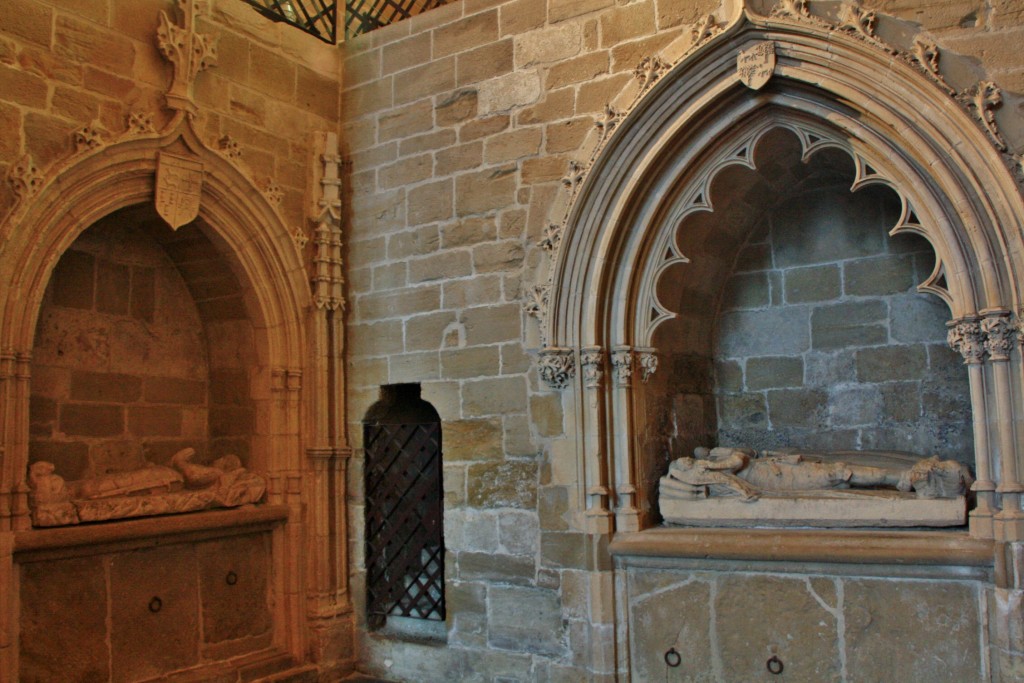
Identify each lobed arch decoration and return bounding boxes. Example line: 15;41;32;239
532;0;1024;542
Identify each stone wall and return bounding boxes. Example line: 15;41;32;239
343;0;1024;680
712;154;972;463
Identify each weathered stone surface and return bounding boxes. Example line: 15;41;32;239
20;555;109;682
767;388;828;429
446;418;504;461
717;306;810;357
745;356;802;390
811;300;888;350
785;264;840;303
856;345;927;382
458;39;515;85
716;575;840;681
488;586;564;655
628;573;713;682
459;551;535;584
845;579;981;681
463;376;527;416
467;459;537;508
110;544;200;681
198;534;271;645
477;71;542;115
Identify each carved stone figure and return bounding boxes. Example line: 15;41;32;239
660;446;973;528
28;447;267;527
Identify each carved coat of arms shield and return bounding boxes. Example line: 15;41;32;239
737;41;776;90
155;151;203;229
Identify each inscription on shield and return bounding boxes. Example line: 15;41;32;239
155;152;203;229
738;41;776;90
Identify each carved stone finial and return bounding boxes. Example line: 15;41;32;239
126;111;156;135
947;319;985;364
982;314;1014;362
958;81;1007;151
580;346;604;389
312;132;345;311
538;347;575;390
156;0;218;113
7;155;44;201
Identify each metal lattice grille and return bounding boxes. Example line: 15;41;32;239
364;421;444;625
240;0;338;43
344;0;452;38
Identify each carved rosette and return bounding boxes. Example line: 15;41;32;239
982;314;1014;362
126;111;157;136
538;347;576;390
637;348;658;384
6;156;44;201
580;346;604;389
611;346;634;388
73;123;106;153
947;319;986;364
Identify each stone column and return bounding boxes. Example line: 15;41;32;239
984;312;1024;541
610;346;640;532
580;346;612;534
949;318;996;538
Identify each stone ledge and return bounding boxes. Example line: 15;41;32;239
14;505;289;561
609;527;995;568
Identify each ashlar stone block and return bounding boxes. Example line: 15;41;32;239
715;575;841;681
845;579;981;681
467;459;537;508
628;574;713;682
488;586;564;655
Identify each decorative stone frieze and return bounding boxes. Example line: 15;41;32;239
156;0;218;113
947;319;986;364
580;347;604;389
538;347;575;390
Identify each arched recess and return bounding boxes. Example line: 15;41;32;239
540;3;1024;541
0;112;322;674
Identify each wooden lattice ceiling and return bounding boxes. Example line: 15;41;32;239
240;0;453;42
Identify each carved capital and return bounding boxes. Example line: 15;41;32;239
611;346;634;387
538;347;575;390
580;346;603;389
636;348;658;384
982;313;1014;362
947;319;985;364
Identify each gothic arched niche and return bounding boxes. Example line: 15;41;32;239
646;126;972;520
537;2;1024;540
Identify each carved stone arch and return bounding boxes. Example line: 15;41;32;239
540;2;1024;540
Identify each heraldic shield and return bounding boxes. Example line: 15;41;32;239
738;41;776;90
155;151;204;230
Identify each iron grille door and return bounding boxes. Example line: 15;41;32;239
364;420;444;626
